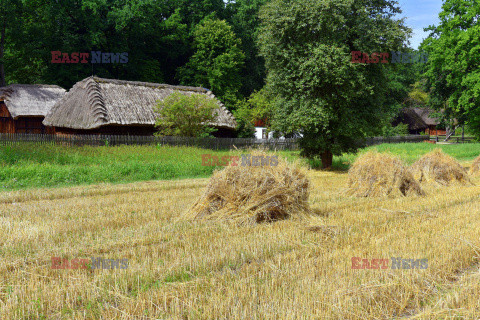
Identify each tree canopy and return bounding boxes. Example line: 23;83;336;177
258;0;411;167
177;18;245;109
422;0;480;136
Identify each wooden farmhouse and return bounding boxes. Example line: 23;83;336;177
43;76;237;137
0;84;66;134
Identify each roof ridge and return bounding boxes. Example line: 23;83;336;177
0;84;65;89
86;77;108;125
91;76;209;93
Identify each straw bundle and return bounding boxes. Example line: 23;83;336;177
183;151;311;225
410;149;471;186
469;155;480;176
346;151;424;197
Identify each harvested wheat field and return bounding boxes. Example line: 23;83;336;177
346;151;424;197
411;149;472;186
1;167;480;319
183;151;311;225
470;155;480;176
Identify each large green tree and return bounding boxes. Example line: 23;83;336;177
1;0;37;86
422;0;480;137
258;0;411;168
0;0;14;86
177;18;245;110
226;0;268;96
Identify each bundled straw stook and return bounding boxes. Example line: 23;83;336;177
410;149;472;186
469;155;480;176
183;151;311;225
346;151;424;197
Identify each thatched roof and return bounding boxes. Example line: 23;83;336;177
393;108;428;131
0;84;66;119
43;76;237;130
412;107;439;126
393;107;439;131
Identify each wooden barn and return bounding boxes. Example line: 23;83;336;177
0;84;66;134
392;107;444;135
43;76;237;137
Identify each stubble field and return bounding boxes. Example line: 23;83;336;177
1;158;480;319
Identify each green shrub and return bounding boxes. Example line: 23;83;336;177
154;92;219;138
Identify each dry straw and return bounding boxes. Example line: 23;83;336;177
182;150;311;225
469;155;480;176
346;151;424;197
410;149;472;186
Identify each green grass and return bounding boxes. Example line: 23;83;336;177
1;142;479;191
0;143;299;191
311;142;480;170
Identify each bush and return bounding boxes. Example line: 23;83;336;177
381;123;409;137
154;92;219;137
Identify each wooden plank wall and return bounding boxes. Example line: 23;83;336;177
0;103;15;133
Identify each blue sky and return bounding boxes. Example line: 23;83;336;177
397;0;444;49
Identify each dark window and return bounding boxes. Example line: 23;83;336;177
15;118;45;134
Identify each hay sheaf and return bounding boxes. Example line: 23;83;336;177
183;152;311;225
469;155;480;176
410;149;471;186
346;151;424;197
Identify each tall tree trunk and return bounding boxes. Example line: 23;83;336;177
321;150;333;169
0;16;5;87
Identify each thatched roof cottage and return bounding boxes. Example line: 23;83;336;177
393;107;442;135
0;84;66;134
43;76;237;136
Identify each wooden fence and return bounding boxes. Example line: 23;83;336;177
0;133;299;150
429;135;476;143
363;135;428;146
0;133;430;150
